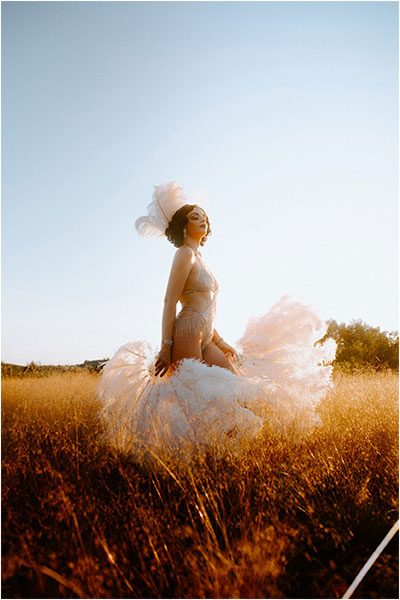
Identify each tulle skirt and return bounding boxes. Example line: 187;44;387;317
97;296;336;466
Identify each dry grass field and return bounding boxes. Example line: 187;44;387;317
2;369;398;599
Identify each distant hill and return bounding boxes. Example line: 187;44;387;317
1;359;108;377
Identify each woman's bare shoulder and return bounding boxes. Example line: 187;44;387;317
173;245;194;264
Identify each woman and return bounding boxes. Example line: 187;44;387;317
135;182;237;376
154;202;236;377
98;182;336;465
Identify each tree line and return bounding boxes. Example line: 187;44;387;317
318;319;399;372
1;359;106;378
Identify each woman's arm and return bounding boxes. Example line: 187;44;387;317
212;328;238;359
160;300;177;346
155;247;194;376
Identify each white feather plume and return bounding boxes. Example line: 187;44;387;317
135;181;187;238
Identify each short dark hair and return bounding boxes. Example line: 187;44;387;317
165;204;211;248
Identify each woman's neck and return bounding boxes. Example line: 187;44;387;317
183;238;202;257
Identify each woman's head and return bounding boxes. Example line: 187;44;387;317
165;204;211;247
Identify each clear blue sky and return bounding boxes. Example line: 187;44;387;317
2;0;398;365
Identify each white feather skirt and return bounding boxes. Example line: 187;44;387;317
97;296;336;465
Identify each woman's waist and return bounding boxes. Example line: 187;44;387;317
178;295;216;316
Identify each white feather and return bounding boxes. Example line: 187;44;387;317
135;181;187;238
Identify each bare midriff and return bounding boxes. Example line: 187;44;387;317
179;289;215;313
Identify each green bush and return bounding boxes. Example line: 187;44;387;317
318;319;399;371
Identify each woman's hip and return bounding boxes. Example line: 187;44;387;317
174;306;215;351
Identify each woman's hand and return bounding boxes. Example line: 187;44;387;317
155;345;172;377
217;340;239;361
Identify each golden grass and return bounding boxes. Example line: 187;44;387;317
2;370;398;598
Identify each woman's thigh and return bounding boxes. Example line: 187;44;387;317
202;342;234;372
172;334;202;364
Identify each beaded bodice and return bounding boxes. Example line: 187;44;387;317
182;266;219;295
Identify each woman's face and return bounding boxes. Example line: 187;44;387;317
186;207;208;239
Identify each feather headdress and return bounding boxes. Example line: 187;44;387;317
135;181;187;238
